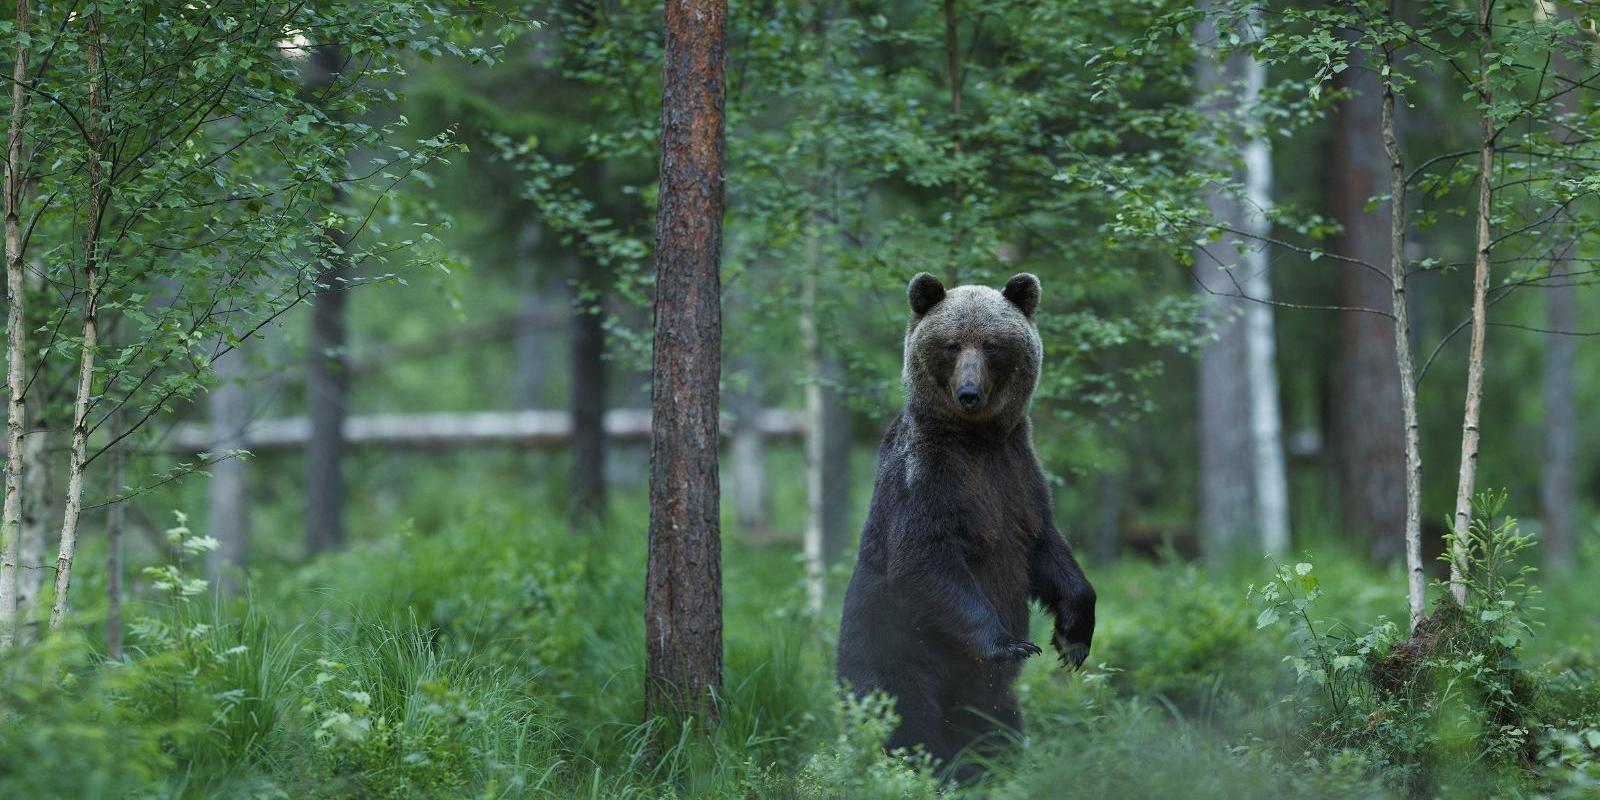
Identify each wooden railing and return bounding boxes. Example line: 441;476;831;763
165;408;806;452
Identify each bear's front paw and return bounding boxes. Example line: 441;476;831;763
1051;619;1093;670
1052;631;1089;670
982;636;1042;662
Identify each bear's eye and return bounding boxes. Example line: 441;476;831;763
982;341;1000;356
944;342;961;356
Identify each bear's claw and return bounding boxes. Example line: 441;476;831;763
995;638;1042;661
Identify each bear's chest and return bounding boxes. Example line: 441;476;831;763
951;451;1038;626
946;449;1041;556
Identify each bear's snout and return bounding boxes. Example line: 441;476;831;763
951;348;987;412
956;384;983;410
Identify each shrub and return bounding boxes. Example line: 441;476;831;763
1249;491;1574;795
1094;559;1278;711
793;693;944;800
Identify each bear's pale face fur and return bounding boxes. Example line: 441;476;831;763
902;273;1043;430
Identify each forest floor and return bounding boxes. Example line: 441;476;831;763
4;467;1599;798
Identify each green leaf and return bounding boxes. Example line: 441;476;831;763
1256;607;1280;629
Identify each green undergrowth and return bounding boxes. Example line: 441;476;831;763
3;491;1598;797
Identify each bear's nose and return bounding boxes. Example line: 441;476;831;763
956;385;982;411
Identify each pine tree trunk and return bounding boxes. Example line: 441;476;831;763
513;226;551;410
1331;34;1407;563
1450;0;1495;604
305;213;350;555
50;2;105;630
0;0;30;648
1379;8;1426;629
208;348;250;590
644;0;726;725
569;267;607;526
1540;18;1578;572
304;47;350;556
1093;471;1121;565
1542;262;1576;568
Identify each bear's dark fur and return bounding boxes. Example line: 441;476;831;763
836;272;1096;774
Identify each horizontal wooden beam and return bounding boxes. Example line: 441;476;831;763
164;408;806;453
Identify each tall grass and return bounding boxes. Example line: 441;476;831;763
1;487;1597;797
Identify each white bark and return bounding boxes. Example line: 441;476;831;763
801;231;825;613
17;415;46;641
1238;21;1289;557
50;3;105;631
1380;14;1426;630
1449;0;1495;605
0;0;30;648
1193;0;1289;556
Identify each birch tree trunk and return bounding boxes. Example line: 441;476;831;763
0;0;30;648
50;2;106;630
105;412;124;659
1239;40;1290;558
800;244;826;611
1380;7;1426;629
1331;33;1407;563
208;348;250;591
15;253;48;640
1193;0;1288;557
644;0;726;725
1449;0;1495;604
17;414;46;641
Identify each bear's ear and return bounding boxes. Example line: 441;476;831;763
1003;273;1040;319
907;272;946;316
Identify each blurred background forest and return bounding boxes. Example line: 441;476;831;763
2;0;1600;797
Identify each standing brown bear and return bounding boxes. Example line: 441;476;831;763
836;272;1095;774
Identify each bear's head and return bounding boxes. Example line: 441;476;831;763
902;272;1043;429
